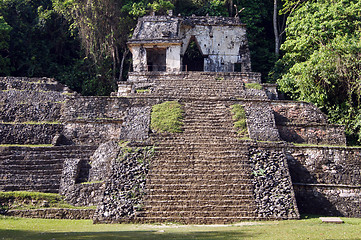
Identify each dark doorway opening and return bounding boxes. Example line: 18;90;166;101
183;37;204;71
147;48;166;71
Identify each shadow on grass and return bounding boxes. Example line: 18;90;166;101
0;229;255;240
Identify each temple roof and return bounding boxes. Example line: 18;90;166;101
129;15;246;44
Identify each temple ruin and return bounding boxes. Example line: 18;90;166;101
0;14;360;223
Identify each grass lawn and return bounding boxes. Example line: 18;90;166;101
1;216;360;240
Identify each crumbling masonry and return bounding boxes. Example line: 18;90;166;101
0;15;360;223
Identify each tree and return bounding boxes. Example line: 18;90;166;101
0;16;11;76
277;0;361;144
53;0;174;85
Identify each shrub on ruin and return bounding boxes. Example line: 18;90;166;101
230;104;248;137
151;101;184;133
245;83;263;90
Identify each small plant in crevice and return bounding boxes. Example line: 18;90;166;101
151;101;184;133
230;104;249;137
252;168;265;177
136;88;151;93
245;83;263;90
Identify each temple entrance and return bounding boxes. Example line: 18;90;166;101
146;48;166;71
183;37;204;71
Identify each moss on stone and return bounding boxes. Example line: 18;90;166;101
0;191;95;211
151;101;184;133
245;83;263;90
230;104;248;137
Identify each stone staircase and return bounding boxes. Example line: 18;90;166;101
0;77;98;194
129;72;267;99
0;145;97;193
138;100;259;224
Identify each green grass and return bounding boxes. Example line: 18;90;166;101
0;144;53;147
0;191;94;210
150;101;184;133
230;104;248;137
0;216;360;240
293;143;361;148
80;181;104;185
0;121;61;125
245;83;263;90
136;89;150;93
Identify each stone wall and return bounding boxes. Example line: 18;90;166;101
120;106;151;141
62;97;156;144
0;123;63;144
0;102;62;122
277;124;346;146
93;143;154;223
63;182;105;207
0;90;66;104
272;101;328;124
243;101;281;141
0;77;66;92
62;97;129;120
287;146;361;217
272;101;346;145
249;142;299;219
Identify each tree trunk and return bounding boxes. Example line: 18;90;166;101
273;0;280;57
118;48;129;81
229;0;233;17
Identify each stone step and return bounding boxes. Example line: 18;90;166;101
144;198;255;205
155;147;245;153
147;183;253;190
134;216;260;224
140;210;257;218
154;154;248;160
155;145;248;151
148;177;252;185
145;194;254;201
150;161;250;167
149;169;251;175
144;205;256;212
147;188;254;196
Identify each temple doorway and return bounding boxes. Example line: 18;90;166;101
183;37;204;71
146;48;166;71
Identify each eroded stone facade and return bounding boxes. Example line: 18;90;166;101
128;15;251;73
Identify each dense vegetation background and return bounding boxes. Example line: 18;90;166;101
0;0;360;144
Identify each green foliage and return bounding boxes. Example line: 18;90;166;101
252;168;265;177
0;191;95;210
245;83;263;90
151;101;184;133
0;191;62;202
0;15;11;76
1;215;361;239
230;104;248;136
234;0;276;82
277;0;361;145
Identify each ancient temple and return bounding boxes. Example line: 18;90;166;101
128;13;251;73
0;14;360;223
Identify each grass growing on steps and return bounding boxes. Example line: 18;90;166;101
0;215;360;240
230;104;248;137
0;144;53;147
245;83;263;90
151;101;184;133
0;191;94;210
